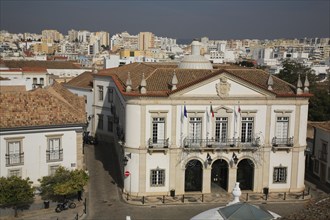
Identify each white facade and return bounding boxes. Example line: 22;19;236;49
0;127;83;185
311;122;330;185
93;63;310;197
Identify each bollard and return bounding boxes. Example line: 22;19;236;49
284;192;286;200
142;196;145;204
127;193;129;201
84;198;87;214
182;195;185;203
246;193;249;201
163;195;165;204
302;191;305;199
202;194;204;202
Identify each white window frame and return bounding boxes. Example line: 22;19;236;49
189;117;202;143
98;85;104;101
46;135;63;162
49;164;60;176
150;168;165;187
8;168;22;177
152;117;166;144
273;166;287;183
241;117;254;143
215;117;228;142
5;137;24;166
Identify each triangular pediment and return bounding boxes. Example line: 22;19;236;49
170;72;275;98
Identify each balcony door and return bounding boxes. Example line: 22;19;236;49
8;141;21;164
215;117;228;143
152;117;165;144
189;117;202;143
275;117;289;141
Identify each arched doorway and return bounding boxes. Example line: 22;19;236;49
236;159;254;190
185;159;203;192
211;159;229;191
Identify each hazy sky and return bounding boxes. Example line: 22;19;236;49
0;0;329;40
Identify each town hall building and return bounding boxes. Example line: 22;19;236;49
92;41;311;196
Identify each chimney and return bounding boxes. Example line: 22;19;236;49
140;73;147;94
171;70;178;91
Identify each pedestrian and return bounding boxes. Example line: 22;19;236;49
77;190;82;201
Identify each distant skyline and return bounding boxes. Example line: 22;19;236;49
0;0;329;40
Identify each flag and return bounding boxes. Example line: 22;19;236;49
238;103;241;114
184;105;187;118
210;105;214;118
234;106;238;123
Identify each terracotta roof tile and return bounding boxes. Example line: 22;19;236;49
2;60;82;69
96;63;306;98
64;71;93;89
0;82;86;129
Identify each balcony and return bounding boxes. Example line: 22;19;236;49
183;137;260;153
272;137;294;152
46;149;63;162
148;138;169;155
5;152;24;166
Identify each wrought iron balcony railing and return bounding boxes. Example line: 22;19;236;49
46;149;63;162
148;138;169;148
5;152;24;166
183;137;260;149
272;137;293;147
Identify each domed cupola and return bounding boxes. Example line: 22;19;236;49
178;40;213;70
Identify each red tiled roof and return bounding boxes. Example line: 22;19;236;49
96;63;308;98
2;60;82;69
21;67;47;72
64;71;93;89
0;82;86;129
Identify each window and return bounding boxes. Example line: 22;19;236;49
275;117;289;141
215;117;228;142
33;77;37;85
6;141;24;166
40;77;44;86
98;114;104;130
319;141;328;162
47;138;63;162
152;117;165;143
314;160;319;174
108;88;114;103
8;168;22;177
49;165;60;176
241;117;254;143
273;166;287;183
98;86;104;101
150;169;165;187
189;117;202;142
107;116;113;132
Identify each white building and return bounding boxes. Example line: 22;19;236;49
64;71;94;133
0;82;86;185
93;41;311;196
309;121;330;187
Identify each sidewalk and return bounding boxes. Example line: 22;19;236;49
0;197;86;220
122;180;329;207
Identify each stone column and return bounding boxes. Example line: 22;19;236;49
227;166;237;192
203;166;212;193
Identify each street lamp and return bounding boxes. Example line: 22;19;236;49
232;153;239;165
206;153;212;166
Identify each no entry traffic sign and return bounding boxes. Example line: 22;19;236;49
124;171;130;177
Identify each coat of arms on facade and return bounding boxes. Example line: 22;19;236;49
216;76;231;98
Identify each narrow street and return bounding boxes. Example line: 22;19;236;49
84;142;306;220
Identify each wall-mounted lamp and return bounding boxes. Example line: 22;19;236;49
206;153;213;166
123;153;131;166
87;114;94;121
232;152;239;165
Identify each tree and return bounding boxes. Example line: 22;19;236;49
277;59;330;121
0;176;35;217
38;167;89;202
